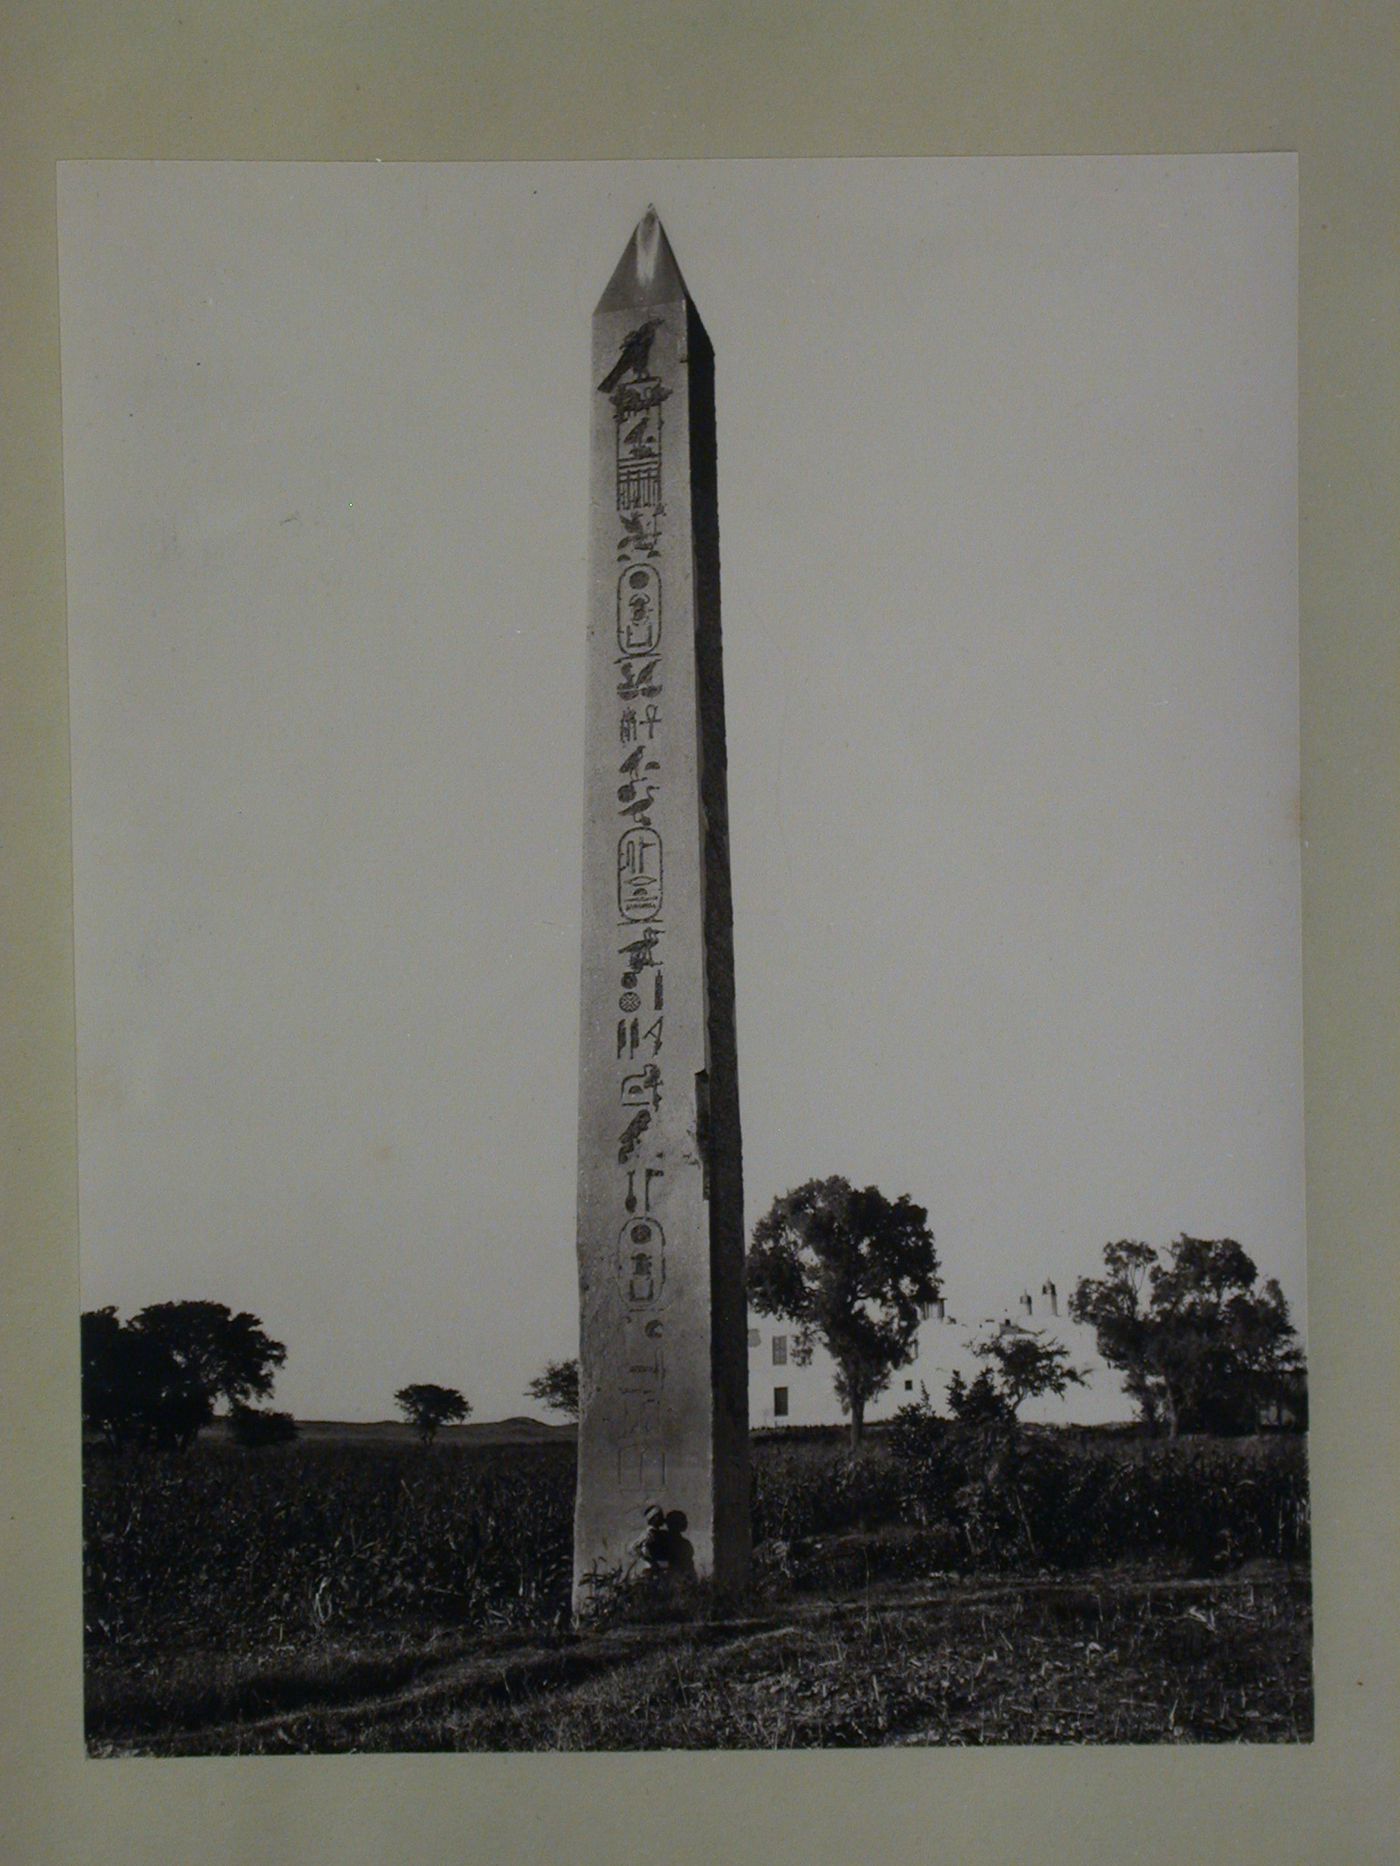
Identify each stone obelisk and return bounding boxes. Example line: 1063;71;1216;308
573;209;749;1607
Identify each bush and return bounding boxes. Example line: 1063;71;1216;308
884;1402;1310;1573
750;1442;903;1543
228;1406;299;1448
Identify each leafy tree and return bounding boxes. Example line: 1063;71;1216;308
968;1322;1089;1418
130;1300;287;1412
394;1383;471;1443
525;1358;580;1421
747;1176;941;1447
81;1306;213;1451
945;1366;1014;1428
1070;1236;1305;1436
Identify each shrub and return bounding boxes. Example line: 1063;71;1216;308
750;1442;903;1543
884;1411;1310;1573
228;1406;299;1448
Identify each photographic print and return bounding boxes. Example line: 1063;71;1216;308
60;156;1308;1753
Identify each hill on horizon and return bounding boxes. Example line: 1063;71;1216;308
207;1414;578;1446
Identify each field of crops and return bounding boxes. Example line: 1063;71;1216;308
83;1428;1312;1751
85;1438;579;1652
85;1426;1309;1658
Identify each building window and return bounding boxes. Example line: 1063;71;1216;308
773;1386;789;1418
772;1335;787;1366
905;1379;914;1390
746;1328;761;1347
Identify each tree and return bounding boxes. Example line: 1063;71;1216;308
130;1300;287;1412
1070;1236;1305;1436
82;1300;288;1451
968;1322;1089;1418
81;1306;213;1451
394;1383;471;1442
945;1367;1014;1428
746;1176;941;1447
525;1358;580;1421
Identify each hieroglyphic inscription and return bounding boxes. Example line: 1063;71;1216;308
617;1016;664;1060
618;565;661;656
619;703;662;745
619;1215;666;1305
618;828;662;922
617;1108;651;1162
599;336;674;1492
621;1063;662;1109
613;377;667;510
617;657;662;703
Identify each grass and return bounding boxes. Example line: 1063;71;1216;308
86;1566;1312;1753
83;1426;1312;1752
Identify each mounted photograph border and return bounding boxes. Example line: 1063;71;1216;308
2;3;1396;1863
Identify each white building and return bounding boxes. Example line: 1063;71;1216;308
747;1279;1131;1430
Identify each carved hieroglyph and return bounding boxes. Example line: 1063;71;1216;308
573;210;749;1607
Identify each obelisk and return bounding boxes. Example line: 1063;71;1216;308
573;209;749;1607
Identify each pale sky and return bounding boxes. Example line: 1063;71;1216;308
60;157;1302;1422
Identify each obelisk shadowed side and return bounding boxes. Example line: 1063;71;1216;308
573;211;749;1608
686;302;749;1579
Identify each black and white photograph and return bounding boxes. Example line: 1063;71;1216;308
60;156;1308;1754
